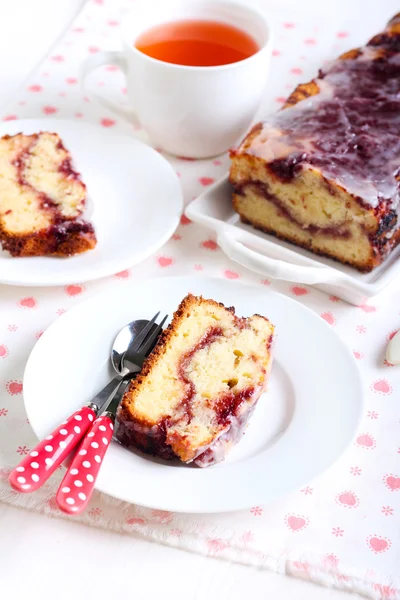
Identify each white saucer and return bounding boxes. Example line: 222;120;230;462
23;277;364;513
0;119;183;286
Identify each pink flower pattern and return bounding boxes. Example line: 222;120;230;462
350;466;362;476
367;411;379;419
126;517;147;526
88;507;103;518
382;506;394;516
169;528;182;537
241;531;254;544
151;510;173;524
332;527;344;537
250;506;263;516
207;539;229;553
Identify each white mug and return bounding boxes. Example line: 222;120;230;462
81;0;272;158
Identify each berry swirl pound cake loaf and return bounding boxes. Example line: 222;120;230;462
230;14;400;272
0;132;96;257
117;294;274;467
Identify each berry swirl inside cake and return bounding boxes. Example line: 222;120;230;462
0;132;96;257
117;294;274;467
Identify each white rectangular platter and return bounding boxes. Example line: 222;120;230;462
185;175;400;305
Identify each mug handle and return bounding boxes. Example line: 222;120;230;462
80;51;139;125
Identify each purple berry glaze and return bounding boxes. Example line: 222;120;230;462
243;44;400;214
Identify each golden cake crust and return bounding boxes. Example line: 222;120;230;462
0;226;96;257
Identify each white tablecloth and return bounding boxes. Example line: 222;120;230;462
0;1;398;598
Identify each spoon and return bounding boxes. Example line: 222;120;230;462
9;313;164;494
95;314;162;413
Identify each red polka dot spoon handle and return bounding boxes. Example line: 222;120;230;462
9;405;97;493
56;414;114;514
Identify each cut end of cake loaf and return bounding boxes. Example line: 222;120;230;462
0;132;96;257
230;153;381;272
229;15;400;272
117;294;274;467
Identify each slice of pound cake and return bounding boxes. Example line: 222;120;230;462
0;132;96;256
117;294;274;467
230;14;400;272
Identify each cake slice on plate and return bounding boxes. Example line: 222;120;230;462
117;294;274;467
230;14;400;272
0;132;96;257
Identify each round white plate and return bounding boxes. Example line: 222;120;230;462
0;119;182;286
23;277;364;513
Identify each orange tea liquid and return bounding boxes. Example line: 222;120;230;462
135;19;259;67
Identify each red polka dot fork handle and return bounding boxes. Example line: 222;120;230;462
56;414;114;514
9;404;97;493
